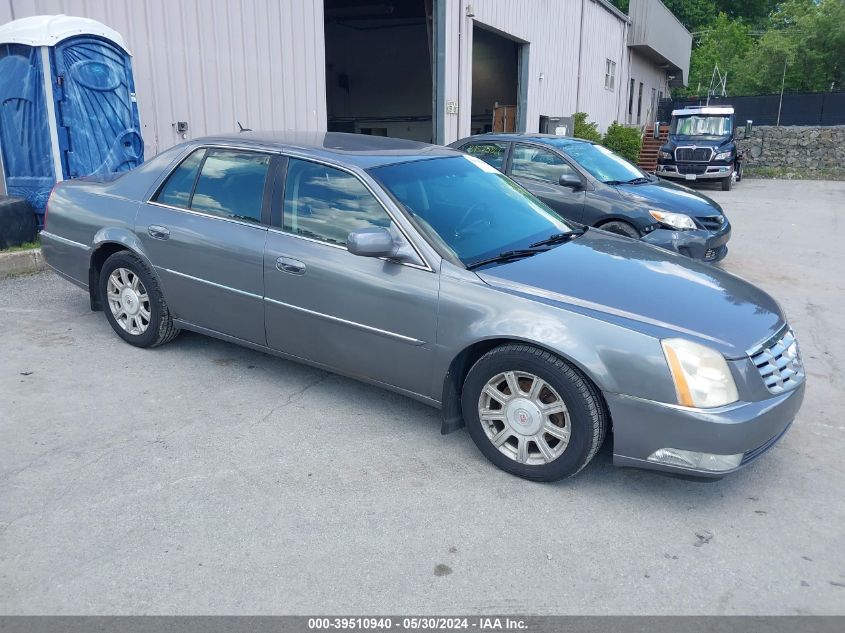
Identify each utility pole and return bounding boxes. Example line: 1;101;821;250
776;57;788;127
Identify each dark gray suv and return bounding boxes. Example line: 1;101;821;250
451;133;732;262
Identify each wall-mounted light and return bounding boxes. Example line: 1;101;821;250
465;4;475;17
539;73;545;81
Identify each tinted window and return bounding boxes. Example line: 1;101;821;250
371;156;570;267
155;149;204;208
511;145;576;185
463;142;508;170
283;159;391;246
189;150;270;223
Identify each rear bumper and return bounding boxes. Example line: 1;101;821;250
606;381;805;478
641;225;731;262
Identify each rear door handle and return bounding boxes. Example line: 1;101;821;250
148;225;170;240
276;256;306;275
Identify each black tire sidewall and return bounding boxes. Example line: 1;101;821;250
99;252;164;348
600;221;639;239
461;348;600;481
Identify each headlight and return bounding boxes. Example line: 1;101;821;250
658;150;673;160
714;150;732;161
649;210;696;230
661;338;739;408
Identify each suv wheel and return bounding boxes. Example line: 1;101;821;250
461;344;607;481
99;251;179;348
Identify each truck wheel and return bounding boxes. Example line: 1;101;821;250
99;251;179;348
461;344;607;481
736;163;743;182
721;175;733;191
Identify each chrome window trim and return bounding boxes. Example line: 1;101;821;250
145;142;435;273
264;296;426;346
158;267;263;300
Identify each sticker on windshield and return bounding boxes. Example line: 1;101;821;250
464;154;500;174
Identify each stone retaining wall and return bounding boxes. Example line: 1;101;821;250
738;126;845;176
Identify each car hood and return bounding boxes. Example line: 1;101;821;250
476;230;783;358
613;179;724;217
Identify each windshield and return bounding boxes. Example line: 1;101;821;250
370;156;571;267
556;142;645;184
670;115;732;136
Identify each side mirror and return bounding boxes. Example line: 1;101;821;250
347;227;396;258
559;172;582;188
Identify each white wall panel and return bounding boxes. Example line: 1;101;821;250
4;0;327;157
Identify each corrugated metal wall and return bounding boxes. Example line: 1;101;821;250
441;0;631;140
1;0;327;159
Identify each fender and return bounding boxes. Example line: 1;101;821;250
88;227;158;310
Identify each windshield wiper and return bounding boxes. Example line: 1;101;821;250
466;248;549;270
529;227;587;248
604;177;650;185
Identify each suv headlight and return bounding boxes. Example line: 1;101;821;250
661;338;739;408
714;150;732;161
658;150;673;160
649;210;696;230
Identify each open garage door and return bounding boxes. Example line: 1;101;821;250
471;25;523;135
324;0;435;142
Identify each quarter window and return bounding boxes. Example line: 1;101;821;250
155;149;204;208
463;142;508;170
191;150;270;223
511;145;577;185
283;158;391;246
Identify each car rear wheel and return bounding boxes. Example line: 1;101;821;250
461;344;607;481
598;220;639;239
99;251;179;348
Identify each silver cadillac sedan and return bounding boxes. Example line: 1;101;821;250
41;132;805;481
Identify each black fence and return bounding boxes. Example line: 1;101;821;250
658;91;845;126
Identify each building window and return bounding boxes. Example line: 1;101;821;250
604;59;616;91
636;82;644;125
628;78;635;122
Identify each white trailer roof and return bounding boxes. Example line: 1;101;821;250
672;106;734;116
0;14;130;53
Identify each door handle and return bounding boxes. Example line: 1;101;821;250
275;256;306;275
148;225;170;240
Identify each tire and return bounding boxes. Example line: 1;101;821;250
721;174;732;191
99;251;179;348
461;344;607;481
598;220;639;239
736;163;743;182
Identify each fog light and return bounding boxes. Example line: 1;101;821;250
647;448;743;472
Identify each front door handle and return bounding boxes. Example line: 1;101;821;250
275;256;306;275
148;225;170;240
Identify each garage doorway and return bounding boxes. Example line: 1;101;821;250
324;0;435;142
471;25;524;135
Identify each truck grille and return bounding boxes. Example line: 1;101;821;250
675;147;713;162
697;215;725;231
677;164;707;175
748;328;804;395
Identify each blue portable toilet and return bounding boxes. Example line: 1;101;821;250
0;15;143;224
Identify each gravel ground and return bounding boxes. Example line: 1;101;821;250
1;179;844;615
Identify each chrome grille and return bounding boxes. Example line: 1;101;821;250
748;328;804;394
675;147;713;162
697;215;725;231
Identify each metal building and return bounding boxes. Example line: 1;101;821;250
0;0;690;195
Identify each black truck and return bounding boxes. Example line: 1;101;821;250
656;106;746;191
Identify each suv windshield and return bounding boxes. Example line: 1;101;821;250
671;115;732;136
553;142;645;184
370;156;571;267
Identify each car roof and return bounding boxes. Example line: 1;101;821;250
454;133;596;150
193;131;459;168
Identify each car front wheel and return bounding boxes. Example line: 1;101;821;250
99;251;179;348
461;344;607;481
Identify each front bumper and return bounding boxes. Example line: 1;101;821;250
641;224;731;262
657;163;733;181
606;381;805;477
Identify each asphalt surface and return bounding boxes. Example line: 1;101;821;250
1;179;844;615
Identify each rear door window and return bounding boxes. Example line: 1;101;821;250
190;150;271;224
